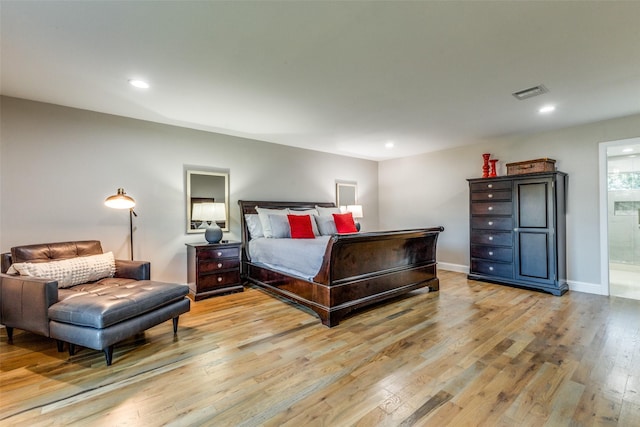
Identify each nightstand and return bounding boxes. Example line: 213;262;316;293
185;241;242;300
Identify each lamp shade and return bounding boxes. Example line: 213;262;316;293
346;205;363;219
105;188;135;209
212;202;227;221
192;202;215;221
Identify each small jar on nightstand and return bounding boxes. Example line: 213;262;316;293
185;241;242;301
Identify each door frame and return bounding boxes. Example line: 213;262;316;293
599;136;640;296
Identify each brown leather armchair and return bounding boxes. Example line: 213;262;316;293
0;240;189;365
1;240;149;341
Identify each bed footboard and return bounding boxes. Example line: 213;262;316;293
314;228;443;325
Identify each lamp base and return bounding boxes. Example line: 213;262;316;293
205;224;223;243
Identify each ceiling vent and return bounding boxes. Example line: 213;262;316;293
512;85;548;100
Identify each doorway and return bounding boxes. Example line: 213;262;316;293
601;137;640;299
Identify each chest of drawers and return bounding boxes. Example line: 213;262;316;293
467;172;568;296
186;241;242;300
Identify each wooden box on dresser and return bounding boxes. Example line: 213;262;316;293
186;241;243;300
467;171;568;296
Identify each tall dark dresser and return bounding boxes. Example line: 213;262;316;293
467;172;568;296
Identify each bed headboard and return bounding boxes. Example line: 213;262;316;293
238;200;336;241
237;200;336;267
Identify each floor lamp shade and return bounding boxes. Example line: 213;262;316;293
104;188;137;260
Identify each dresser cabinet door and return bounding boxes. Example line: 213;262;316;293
514;178;555;284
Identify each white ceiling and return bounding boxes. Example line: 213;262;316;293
1;1;639;161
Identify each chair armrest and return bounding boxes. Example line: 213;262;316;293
0;274;58;337
115;260;150;280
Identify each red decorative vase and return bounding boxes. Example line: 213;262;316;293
482;153;491;178
489;159;498;177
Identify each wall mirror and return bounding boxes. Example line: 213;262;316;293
186;170;229;234
336;181;357;209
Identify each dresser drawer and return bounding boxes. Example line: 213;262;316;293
470;230;513;246
471;245;513;262
197;247;240;260
471;190;512;202
471;217;514;231
470;202;512;216
199;270;241;289
199;258;240;274
470;181;512;192
471;260;514;279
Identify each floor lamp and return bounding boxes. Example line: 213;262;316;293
104;188;137;260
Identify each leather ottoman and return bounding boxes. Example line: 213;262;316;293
48;280;190;365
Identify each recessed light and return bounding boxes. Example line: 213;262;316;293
129;79;149;89
622;147;634;153
385;141;394;149
539;105;555;114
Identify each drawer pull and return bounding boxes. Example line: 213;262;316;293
488;206;493;211
489;251;494;256
488;184;493;188
217;251;222;257
217;277;223;282
218;263;223;268
488;194;493;198
488;221;494;226
489;236;494;241
489;266;494;271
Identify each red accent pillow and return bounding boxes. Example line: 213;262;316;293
287;214;316;239
332;212;358;233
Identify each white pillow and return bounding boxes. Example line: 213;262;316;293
255;207;289;238
7;252;116;288
245;214;264;239
316;205;342;216
288;209;320;236
269;214;292;238
315;214;338;235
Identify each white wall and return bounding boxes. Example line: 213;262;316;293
379;113;640;294
0;96;379;284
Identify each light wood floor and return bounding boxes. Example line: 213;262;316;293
2;270;640;426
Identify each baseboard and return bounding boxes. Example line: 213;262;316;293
438;262;469;274
437;263;607;296
568;280;607;295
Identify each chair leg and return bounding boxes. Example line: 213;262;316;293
104;345;114;366
56;340;65;352
6;327;13;344
173;316;179;334
68;343;76;356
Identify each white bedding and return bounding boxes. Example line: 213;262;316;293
248;236;331;280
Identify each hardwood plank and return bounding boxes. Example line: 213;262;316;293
2;271;640;425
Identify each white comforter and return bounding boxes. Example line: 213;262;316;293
248;236;331;280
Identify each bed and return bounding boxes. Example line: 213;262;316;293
239;200;444;327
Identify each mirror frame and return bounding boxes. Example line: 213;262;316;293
336;181;357;209
186;170;229;234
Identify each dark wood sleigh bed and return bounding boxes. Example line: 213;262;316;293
239;200;444;327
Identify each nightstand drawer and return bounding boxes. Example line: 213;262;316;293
199;258;239;274
471;260;514;279
200;270;241;289
470;230;512;247
197;247;240;260
471;202;512;216
471;217;513;231
471;245;513;262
